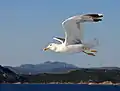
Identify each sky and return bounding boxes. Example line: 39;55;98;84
0;0;120;67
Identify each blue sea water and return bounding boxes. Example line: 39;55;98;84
0;84;120;91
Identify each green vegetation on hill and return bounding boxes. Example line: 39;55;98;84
24;68;120;83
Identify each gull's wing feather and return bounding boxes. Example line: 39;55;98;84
62;13;103;45
53;37;65;44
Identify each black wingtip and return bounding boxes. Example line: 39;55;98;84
93;19;102;22
86;14;103;18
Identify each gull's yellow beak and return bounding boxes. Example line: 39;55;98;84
43;47;49;51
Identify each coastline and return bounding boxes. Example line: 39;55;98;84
2;81;120;85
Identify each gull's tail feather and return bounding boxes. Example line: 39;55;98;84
83;38;99;49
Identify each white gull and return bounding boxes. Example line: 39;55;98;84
43;13;103;56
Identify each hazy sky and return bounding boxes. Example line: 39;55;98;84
0;0;120;67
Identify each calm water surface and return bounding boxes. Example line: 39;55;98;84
0;84;120;91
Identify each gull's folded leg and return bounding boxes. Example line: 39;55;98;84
90;49;97;53
83;50;96;56
87;52;96;56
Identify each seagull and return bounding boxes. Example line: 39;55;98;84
43;13;103;56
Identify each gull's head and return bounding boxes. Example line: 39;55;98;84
43;43;57;51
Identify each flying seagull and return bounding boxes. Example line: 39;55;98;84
43;13;103;56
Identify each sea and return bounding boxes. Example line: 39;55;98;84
0;84;120;91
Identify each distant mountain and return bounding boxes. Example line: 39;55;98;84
5;61;79;74
1;64;120;83
4;61;120;75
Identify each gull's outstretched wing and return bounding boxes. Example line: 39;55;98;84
62;13;103;45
